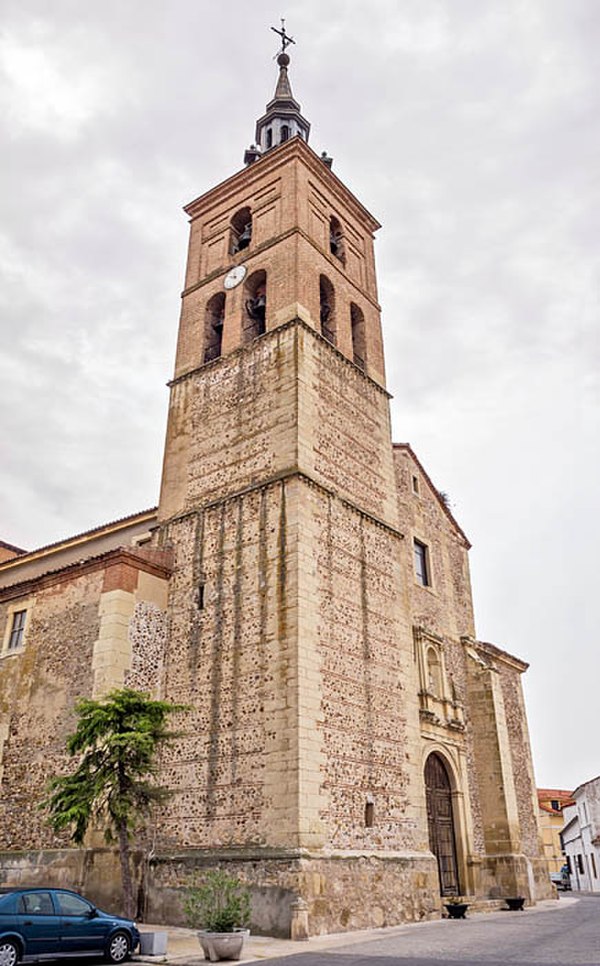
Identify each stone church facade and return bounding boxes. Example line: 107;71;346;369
0;50;551;936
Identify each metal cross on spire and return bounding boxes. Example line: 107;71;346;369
271;18;296;56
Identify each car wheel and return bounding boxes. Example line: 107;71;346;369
0;940;20;966
106;931;130;964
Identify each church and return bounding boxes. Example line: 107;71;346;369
0;36;552;937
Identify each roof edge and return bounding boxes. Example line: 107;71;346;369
393;443;471;549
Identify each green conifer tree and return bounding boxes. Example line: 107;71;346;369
43;688;185;918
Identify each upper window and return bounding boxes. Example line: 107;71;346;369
230;207;252;255
412;475;420;495
414;539;431;587
280;125;290;143
551;799;560;811
8;609;27;650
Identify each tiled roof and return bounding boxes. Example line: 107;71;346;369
0;539;26;555
0;508;158;568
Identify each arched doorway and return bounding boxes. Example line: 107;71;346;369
425;753;460;895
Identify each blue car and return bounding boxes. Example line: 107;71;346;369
0;888;140;965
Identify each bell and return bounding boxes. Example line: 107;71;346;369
237;223;252;250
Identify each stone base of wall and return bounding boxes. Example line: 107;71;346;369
147;848;441;937
477;852;554;903
0;847;552;936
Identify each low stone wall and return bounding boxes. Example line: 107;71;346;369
147;848;440;937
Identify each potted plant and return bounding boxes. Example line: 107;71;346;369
505;896;525;911
184;869;251;962
444;896;469;919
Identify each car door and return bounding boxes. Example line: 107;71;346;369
55;891;110;953
16;891;60;956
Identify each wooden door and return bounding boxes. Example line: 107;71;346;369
425;753;460;895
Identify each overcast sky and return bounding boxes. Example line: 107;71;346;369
1;0;598;791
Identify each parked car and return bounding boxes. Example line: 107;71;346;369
550;869;571;891
0;888;139;965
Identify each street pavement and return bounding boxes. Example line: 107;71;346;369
137;895;600;966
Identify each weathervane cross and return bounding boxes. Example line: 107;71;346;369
271;18;296;55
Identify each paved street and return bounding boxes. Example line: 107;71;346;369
243;897;599;966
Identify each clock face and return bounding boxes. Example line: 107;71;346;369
223;265;247;290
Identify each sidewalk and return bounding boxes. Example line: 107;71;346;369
135;898;576;964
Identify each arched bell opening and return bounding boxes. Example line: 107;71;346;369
329;215;345;264
203;292;225;364
280;124;290;143
350;302;366;371
243;270;267;343
319;275;336;345
424;752;461;897
230;207;252;255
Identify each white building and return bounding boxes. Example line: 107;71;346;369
561;776;600;893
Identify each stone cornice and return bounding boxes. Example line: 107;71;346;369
168;315;391;398
462;635;529;673
161;468;404;542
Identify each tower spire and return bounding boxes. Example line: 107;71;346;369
244;22;310;166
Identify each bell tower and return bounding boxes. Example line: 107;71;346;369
155;32;437;937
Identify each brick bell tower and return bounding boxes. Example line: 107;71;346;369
155;32;438;936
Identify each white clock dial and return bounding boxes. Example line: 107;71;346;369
223;265;247;290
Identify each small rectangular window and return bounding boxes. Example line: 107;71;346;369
577;854;584;874
566;855;572;874
412;475;419;494
414;540;430;587
551;799;560;811
8;609;27;650
591;853;598;879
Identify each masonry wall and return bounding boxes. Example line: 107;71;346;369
0;550;170;858
0;570;102;851
156;325;423;848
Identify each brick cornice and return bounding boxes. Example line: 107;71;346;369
183;136;381;235
0;546;173;602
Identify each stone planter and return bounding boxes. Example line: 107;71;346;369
139;931;168;956
505;897;525;911
444;902;469;919
197;930;248;962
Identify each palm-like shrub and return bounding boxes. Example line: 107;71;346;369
184;870;251;933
